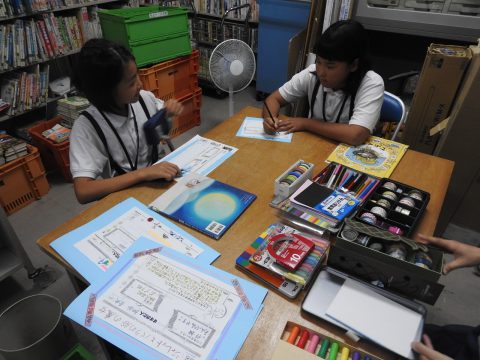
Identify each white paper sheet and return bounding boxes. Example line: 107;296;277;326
326;278;423;359
157;135;238;179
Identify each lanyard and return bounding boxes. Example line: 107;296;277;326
322;89;349;123
98;105;139;172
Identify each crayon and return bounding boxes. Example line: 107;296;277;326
340;346;350;360
317;338;330;358
287;325;300;344
352;352;361;360
327;342;339;360
297;329;310;349
306;334;320;353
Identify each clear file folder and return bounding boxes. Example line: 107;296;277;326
302;267;426;359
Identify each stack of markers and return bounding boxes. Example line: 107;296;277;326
286;324;376;359
314;163;380;202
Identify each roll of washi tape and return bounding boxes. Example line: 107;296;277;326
386;243;407;261
394;206;411;216
360;212;377;225
383;181;397;191
388;225;404;236
408;189;423;201
368;242;384;252
288;170;302;178
399;196;416;208
382;190;398;201
377;198;391;209
340;228;359;242
370;206;388;219
356;234;371;246
413;251;433;269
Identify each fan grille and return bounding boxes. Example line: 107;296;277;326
209;39;256;93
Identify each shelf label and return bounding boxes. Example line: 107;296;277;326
149;11;168;18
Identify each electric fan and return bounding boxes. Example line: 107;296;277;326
209;39;256;116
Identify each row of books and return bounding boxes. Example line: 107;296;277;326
0;134;27;165
0;63;49;115
322;0;355;33
0;0;105;18
191;18;257;49
193;0;259;21
0;7;101;71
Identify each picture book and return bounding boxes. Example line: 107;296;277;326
326;136;409;178
236;117;293;143
248;223;330;287
150;173;257;239
290;180;359;222
65;237;268;360
51;197;219;284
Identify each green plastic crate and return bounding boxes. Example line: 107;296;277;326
98;6;192;67
98;6;189;43
129;32;192;67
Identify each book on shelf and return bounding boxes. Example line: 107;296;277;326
0;63;49;115
236;223;330;298
150;173;257;239
326;135;409;178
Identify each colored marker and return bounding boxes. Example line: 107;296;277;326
287;325;300;344
364;356;372;360
306;334;320;353
340;346;350;360
317;338;330;358
297;329;310;349
327;342;339;360
352;352;361;360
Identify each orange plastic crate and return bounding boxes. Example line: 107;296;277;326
170;87;202;138
28;117;72;182
0;144;49;215
138;50;199;101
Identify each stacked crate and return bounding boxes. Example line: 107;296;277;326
99;6;201;137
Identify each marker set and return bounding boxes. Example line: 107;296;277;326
354;178;430;237
313;162;380;203
272;322;381;360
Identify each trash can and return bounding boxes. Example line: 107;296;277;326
0;294;77;360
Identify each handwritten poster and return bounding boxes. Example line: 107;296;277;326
52;198;219;283
65;237;268;360
157;135;238;179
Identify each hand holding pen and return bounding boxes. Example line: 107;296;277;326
263;100;279;135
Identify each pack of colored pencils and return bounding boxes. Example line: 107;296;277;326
313;162;380;203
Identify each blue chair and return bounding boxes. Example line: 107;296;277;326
379;91;406;141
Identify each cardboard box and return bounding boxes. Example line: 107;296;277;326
402;44;471;154
435;45;480;233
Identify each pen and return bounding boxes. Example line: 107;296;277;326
263;100;277;130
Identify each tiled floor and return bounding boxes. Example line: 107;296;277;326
1;86;479;359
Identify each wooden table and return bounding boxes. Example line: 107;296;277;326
38;106;454;359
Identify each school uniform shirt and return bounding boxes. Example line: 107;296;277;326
279;64;384;133
70;90;164;180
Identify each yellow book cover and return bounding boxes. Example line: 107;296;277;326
326;136;409;178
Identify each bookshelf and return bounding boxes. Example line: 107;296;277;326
0;0;121;124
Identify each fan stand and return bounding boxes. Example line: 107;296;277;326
228;59;244;117
229;85;234;117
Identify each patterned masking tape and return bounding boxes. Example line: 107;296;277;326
85;293;97;327
133;247;162;258
231;278;252;310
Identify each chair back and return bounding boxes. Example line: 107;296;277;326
379;91;406;141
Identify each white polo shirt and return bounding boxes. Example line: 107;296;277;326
69;90;165;179
279;64;384;132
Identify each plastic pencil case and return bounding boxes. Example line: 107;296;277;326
354;178;430;237
313;162;380;203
